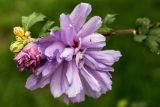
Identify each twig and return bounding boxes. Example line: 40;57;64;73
101;29;137;37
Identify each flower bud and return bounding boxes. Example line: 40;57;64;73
10;41;25;53
14;43;41;72
25;31;31;37
13;27;25;38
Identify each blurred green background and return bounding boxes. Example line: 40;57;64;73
0;0;160;107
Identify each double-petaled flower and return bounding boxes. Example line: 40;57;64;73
14;3;121;103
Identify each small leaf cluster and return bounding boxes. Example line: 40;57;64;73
22;12;54;37
134;18;160;54
98;14;117;33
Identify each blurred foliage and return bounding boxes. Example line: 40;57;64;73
134;17;160;54
0;0;160;107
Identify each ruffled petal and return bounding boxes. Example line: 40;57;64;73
64;90;85;103
44;42;65;59
60;13;72;31
25;74;50;91
50;64;63;98
60;48;74;61
25;61;60;90
78;16;102;37
37;61;59;77
66;61;74;84
80;67;101;92
80;73;101;98
87;67;112;92
25;75;38;90
61;62;70;92
66;62;83;98
35;36;55;54
49;62;71;98
84;54;113;72
49;30;62;41
81;33;106;49
86;50;122;66
70;3;92;32
97;71;112;91
60;14;76;46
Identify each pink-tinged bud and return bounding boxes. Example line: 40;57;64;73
14;43;41;72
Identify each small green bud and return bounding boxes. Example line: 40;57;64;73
10;41;25;53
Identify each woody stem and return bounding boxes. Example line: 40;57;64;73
101;29;137;37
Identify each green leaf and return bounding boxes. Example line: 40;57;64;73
146;36;160;54
136;17;151;27
149;28;160;37
22;12;46;30
103;14;117;25
99;14;117;33
135;18;160;54
136;17;151;34
146;28;160;54
39;20;54;37
98;27;112;33
134;35;147;42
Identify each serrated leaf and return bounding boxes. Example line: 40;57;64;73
136;17;151;34
39;20;54;37
149;28;160;37
22;12;46;30
135;18;160;54
136;17;151;26
103;14;117;25
155;22;160;27
99;14;117;33
134;35;147;42
146;36;160;54
146;28;160;54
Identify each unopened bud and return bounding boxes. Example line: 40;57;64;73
13;27;25;37
10;41;24;53
25;31;31;37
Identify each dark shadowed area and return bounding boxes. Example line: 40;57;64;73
0;0;160;107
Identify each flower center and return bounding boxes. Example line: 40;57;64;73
73;40;79;48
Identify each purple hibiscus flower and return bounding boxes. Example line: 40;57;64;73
25;3;122;103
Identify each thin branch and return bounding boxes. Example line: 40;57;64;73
101;29;137;37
